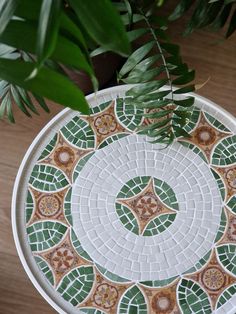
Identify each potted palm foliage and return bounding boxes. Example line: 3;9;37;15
0;0;235;144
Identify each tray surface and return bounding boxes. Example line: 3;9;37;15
12;86;236;313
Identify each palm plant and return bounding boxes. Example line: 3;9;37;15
0;0;235;144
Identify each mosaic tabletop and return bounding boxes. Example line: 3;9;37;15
12;86;236;314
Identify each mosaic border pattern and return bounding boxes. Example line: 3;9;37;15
24;98;236;313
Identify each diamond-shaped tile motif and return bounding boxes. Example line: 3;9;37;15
185;112;231;161
116;176;178;235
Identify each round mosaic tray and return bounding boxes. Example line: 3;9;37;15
12;85;236;314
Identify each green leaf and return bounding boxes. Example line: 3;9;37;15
172;70;195;85
119;41;155;78
36;0;61;67
173;84;195;94
0;92;10;119
135;99;171;109
168;0;193;21
160;42;180;55
122;66;165;84
126;79;168;97
0;58;89;113
0;0;19;35
226;8;236;37
10;85;31;117
173;125;191;138
126;28;148;42
173;97;195;107
1;20;94;82
68;0;130;57
33;93;50;113
16;87;39;115
139;118;171;131
143;109;172;119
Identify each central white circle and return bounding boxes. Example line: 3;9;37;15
71;135;222;281
59;151;70;162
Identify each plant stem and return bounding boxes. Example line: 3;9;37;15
140;10;175;138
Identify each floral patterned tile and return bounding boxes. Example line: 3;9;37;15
19;92;236;313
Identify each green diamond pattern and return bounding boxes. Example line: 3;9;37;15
29;164;69;192
61;117;95;149
118;285;147;314
57;266;94;306
178;278;212;314
27;221;67;252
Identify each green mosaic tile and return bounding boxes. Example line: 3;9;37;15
153;178;179;210
71;229;92;262
89;101;111;115
116;98;144;131
115;203;139;235
211;135;236;166
34;256;54;286
80;309;106;314
117;176;150;199
211;168;226;202
38;133;58;161
27;221;67;252
64;187;73;226
204;112;231;133
217;244;236;276
95;264;130;283
57;266;94;306
183;251;211;275
178;278;212;314
226;195;236;214
118;285;147;314
98;133;129;149
26;189;34;223
214;209;227;243
179;141;207;163
183;107;201;133
217;284;236;309
143;213;177;236
73;152;94;182
140;276;178;288
60;117;95;149
29;164;69;192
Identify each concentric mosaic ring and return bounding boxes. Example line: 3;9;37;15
12;85;236;314
71;135;222;281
